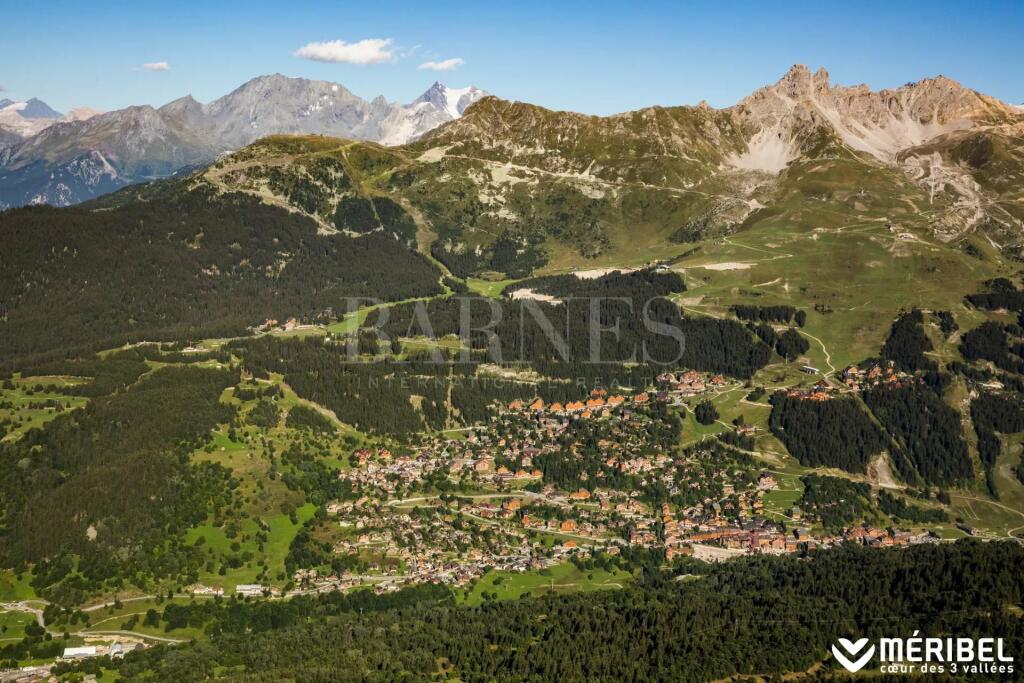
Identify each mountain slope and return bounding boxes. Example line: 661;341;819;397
0;179;444;362
0;76;487;208
1;65;1023;364
190;66;1024;279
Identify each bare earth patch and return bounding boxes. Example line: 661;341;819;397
700;262;753;271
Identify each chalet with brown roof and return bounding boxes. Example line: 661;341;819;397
529;398;545;411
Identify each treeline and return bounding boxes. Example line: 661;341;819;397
73;542;1024;682
731;304;805;326
0;366;239;599
877;490;948;524
881;309;936;372
0;187;442;363
8;353;150;397
332;195;418;245
774;328;809;360
431;234;547;279
970;392;1024;497
505;268;686;301
285;404;337;435
863;384;972;486
364;270;772;378
965;277;1024;312
768;393;888;473
230;336;583;435
960;321;1024;375
797;475;878;532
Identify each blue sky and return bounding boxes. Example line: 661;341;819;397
2;0;1022;115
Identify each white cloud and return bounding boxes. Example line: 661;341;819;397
142;62;171;71
293;38;395;65
418;57;465;71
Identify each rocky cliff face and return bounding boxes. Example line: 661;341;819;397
728;65;1018;169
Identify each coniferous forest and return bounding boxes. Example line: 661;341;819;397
0;187;442;364
53;542;1024;682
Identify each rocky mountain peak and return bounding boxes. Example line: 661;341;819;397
413;82;486;118
0;74;496;206
19;97;63;119
726;65;1023;172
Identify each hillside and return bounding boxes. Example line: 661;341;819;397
0;182;444;362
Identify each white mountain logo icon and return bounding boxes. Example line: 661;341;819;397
832;637;876;672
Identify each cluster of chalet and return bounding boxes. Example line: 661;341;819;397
842;526;934;548
252;316;314;333
295;502;562;592
341;447;449;493
508;387;638;421
656;370;728;396
842;361;913;391
303;378;949;597
784;379;834;401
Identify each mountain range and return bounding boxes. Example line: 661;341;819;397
243;64;1014;274
0;76;486;208
1;64;1022;268
0;97;100;143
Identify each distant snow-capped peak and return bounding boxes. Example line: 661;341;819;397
414;82;487;119
2;97;63;119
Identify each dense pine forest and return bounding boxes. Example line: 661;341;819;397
863;384;973;486
880;309;937;372
53;542;1024;682
365;270;772;378
769;393;888;473
0;186;442;364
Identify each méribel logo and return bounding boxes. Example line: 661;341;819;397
832;637;876;673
